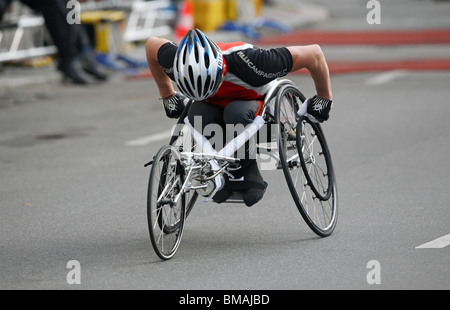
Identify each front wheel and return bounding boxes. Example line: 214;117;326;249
147;145;186;260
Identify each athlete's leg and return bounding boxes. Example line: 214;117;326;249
222;100;266;207
223;100;260;159
187;100;225;149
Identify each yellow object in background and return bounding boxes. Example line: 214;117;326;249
227;0;237;21
80;11;126;53
31;56;54;68
9;56;54;68
193;0;227;32
193;0;263;32
254;0;263;16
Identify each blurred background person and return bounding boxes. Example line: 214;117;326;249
0;0;107;84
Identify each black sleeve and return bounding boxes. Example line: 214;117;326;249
226;46;294;87
157;41;178;81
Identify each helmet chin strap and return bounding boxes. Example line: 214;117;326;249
209;59;227;98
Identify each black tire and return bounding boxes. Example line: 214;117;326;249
169;103;198;218
147;145;186;260
275;85;338;237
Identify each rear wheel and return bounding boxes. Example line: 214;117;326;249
297;116;338;236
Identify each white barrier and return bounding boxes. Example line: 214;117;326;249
123;0;173;43
0;3;56;63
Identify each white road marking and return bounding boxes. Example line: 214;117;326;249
365;70;408;85
415;234;450;249
126;130;172;146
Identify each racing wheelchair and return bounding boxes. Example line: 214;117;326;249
145;79;338;260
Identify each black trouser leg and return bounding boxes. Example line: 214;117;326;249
223;100;260;161
187;99;260;159
187;100;225;151
19;0;79;62
223;100;266;206
188;100;266;206
19;0;106;83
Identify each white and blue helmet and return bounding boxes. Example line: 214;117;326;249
173;29;224;101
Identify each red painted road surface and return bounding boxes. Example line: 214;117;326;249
129;29;450;79
257;29;450;46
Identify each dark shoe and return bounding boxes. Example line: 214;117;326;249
212;188;233;204
243;181;268;207
79;51;108;81
59;59;89;85
241;160;267;207
215;160;267;207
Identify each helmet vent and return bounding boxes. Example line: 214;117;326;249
188;66;195;88
204;52;210;69
183;77;194;98
194;44;199;63
197;32;206;48
197;76;203;98
182;46;188;65
206;37;218;58
204;76;211;96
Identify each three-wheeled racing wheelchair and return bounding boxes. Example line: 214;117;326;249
145;79;338;260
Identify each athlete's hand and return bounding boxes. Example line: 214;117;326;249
298;95;333;123
161;92;189;119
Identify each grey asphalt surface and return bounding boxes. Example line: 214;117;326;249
1;71;449;290
1;0;449;290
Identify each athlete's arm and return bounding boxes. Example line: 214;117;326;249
145;37;175;99
287;45;332;100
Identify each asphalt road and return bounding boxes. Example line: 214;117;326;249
1;0;450;291
1;69;449;290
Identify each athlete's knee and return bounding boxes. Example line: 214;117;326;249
223;100;259;125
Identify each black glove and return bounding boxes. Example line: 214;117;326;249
298;95;333;123
161;92;188;119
